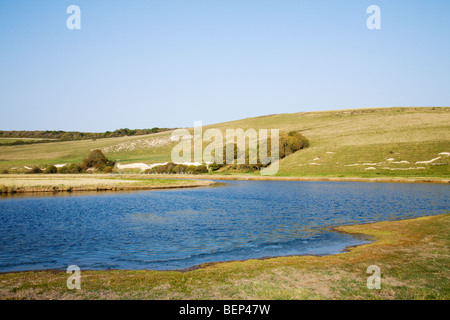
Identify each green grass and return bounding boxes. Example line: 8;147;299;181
1;213;448;300
1;107;449;178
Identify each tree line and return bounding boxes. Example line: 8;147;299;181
0;128;172;146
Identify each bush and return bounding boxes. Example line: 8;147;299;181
1;169;8;174
102;166;114;173
279;131;309;159
58;164;82;174
166;162;176;173
44;165;58;174
172;164;187;173
209;162;222;171
289;131;309;148
81;149;108;170
26;167;43;174
106;160;116;167
144;162;208;174
193;165;208;174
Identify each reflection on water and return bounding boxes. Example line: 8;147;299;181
0;180;448;272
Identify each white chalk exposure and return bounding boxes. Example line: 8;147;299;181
100;137;172;153
116;161;211;172
415;157;441;164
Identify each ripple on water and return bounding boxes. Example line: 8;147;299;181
0;180;448;271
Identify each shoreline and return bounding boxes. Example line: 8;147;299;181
0;173;447;195
2;173;449;184
0;176;216;194
140;173;450;184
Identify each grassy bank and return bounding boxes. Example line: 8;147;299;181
0;174;215;194
0;213;448;300
142;173;450;184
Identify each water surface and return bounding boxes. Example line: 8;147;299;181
0;180;448;272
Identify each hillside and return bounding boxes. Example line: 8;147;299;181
0;107;449;178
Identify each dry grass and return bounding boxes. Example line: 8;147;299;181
0;174;215;193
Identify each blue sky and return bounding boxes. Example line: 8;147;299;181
0;0;449;131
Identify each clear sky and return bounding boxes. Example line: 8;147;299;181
0;0;449;132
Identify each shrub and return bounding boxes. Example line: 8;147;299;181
58;164;82;174
44;165;58;174
81;149;108;170
209;162;222;171
166;162;176;173
279;131;309;158
145;162;208;174
172;164;187;173
288;131;309;148
106;160;116;167
193;165;208;174
27;167;43;174
1;169;8;174
102;166;113;173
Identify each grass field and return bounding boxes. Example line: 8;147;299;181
0;107;448;178
0;213;448;300
0;174;214;193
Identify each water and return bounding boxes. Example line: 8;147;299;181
0;180;448;272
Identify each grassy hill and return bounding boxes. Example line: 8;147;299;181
1;107;449;178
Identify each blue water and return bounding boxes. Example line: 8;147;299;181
0;180;448;272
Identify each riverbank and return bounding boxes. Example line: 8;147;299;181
131;173;450;184
0;174;215;194
0;173;447;195
0;213;448;300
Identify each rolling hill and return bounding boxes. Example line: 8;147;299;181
1;107;449;178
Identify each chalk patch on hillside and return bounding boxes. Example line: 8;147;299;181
116;161;211;172
100;137;172;153
382;167;426;170
438;152;450;157
416;157;441;164
116;163;152;171
170;134;193;142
